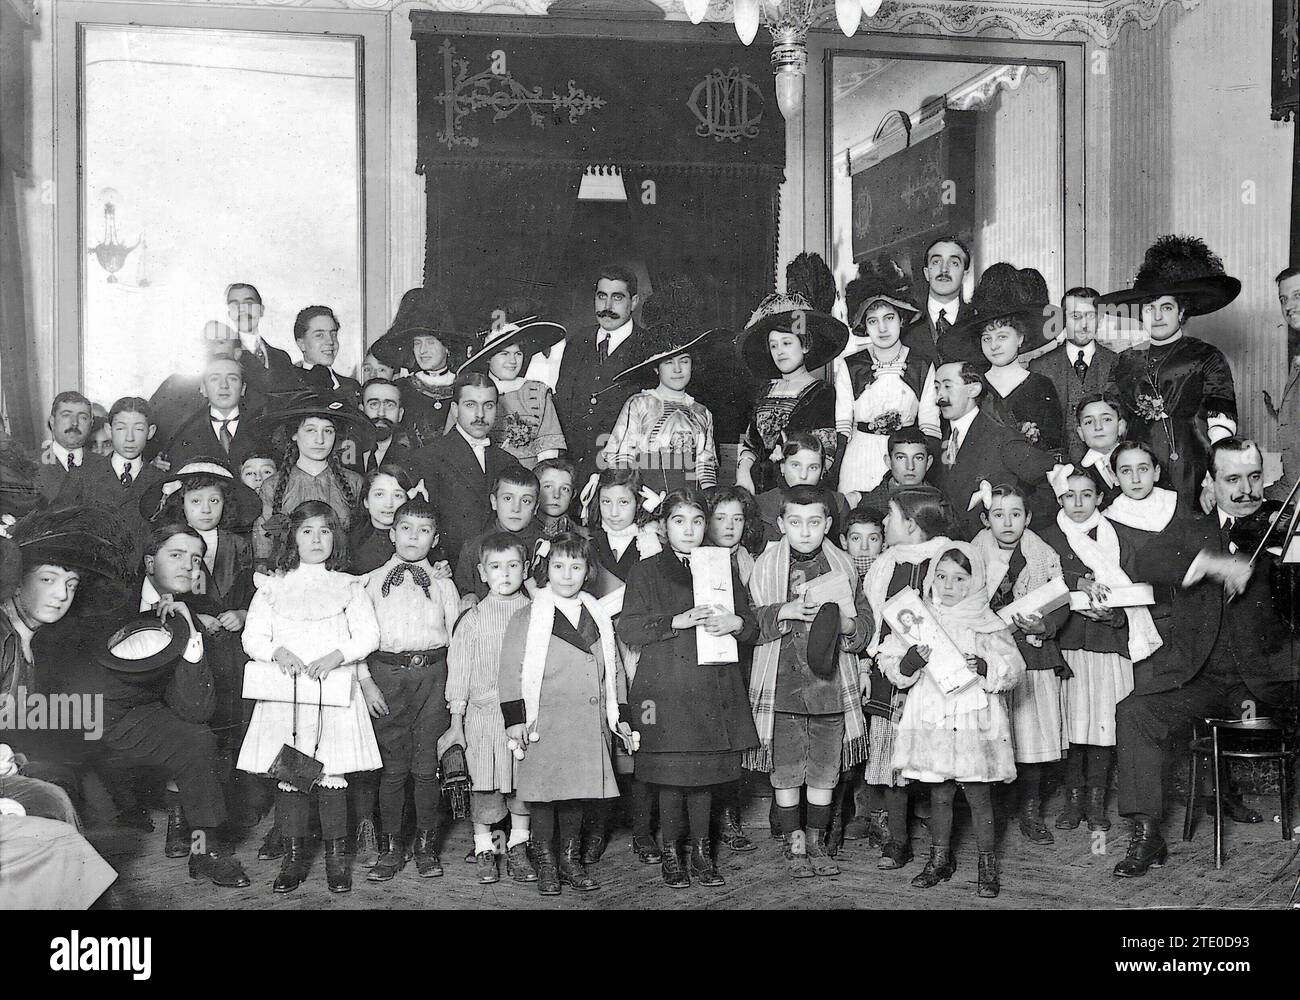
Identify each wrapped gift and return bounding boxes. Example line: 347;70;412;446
241;661;354;707
800;569;857;620
996;577;1070;625
689;547;738;664
881;587;979;696
1069;583;1155;611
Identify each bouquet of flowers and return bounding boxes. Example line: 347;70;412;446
498;412;536;450
1133;392;1170;422
862;410;903;435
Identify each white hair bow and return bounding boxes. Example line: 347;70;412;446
579;473;601;525
639;487;666;513
407;479;429;502
967;479;994;512
1047;463;1077;498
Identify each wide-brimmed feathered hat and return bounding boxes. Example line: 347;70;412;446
740;253;849;377
253;388;374;448
608;273;729;388
138;456;262;529
457;317;568;377
5;503;136;612
845;271;922;331
941;263;1061;364
1098;235;1241;317
369;288;475;371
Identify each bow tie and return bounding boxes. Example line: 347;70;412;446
382;562;431;598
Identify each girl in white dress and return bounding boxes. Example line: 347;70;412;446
239;499;383;895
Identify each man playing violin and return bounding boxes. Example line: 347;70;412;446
1113;437;1297;878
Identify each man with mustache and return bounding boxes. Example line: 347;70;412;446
550;264;654;482
903;236;971;368
347;378;412;475
32;392;94;503
225;282;300;398
1114;438;1296;878
1264;265;1300;500
930;361;1055;538
409;372;521;574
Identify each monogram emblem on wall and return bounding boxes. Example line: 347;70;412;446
687;66;763;143
433;39;606;150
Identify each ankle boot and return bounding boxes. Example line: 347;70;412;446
977;852;1001;898
257;818;284;861
689;838;725;887
413;828;443;878
580;831;608;865
630;834;663;864
1018;794;1054;845
532;840;561;895
910;846;955;889
1112;815;1168;878
367;833;405;881
805;828;841;877
324;837;351;894
1056;787;1086;830
164;793;189;859
353;817;380;868
558;837;599;891
661;841;690;888
1086;786;1112;832
719;807;756;853
505;840;538;883
272;837;310;894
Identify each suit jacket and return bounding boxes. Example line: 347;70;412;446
238;340;299;399
296;364;362;403
408;430;522;574
1029;342;1119;463
553;323;654;475
908;298;967;367
158;406;262;471
55;455;166;571
34;460;73;504
146;374;273;462
935;408;1056;539
1129;513;1293;701
344;435;412;477
192;530;255;611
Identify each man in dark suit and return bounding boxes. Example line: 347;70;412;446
1028;287;1119;463
56;397;167;569
157;355;262;472
292;305;362;402
1113;438;1296;878
35;391;94;502
903;236;971;368
226;282;300;398
931;361;1055;538
551;264;655;481
408;372;521;573
347;378;412;476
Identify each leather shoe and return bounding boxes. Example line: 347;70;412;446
630;834;663;864
476;850;500;884
689;838;725;887
977;852;1000;898
580;832;607;865
910;847;955;888
164;793;189;859
188;844;251;888
558;837;599;891
1113;815;1168;878
719;807;756;853
506;841;538;883
353;817;380;868
532;841;561;895
661;842;690;888
272;837;310;893
413;828;443;878
1205;794;1264;824
878;839;913;870
257;820;285;861
367;833;405;881
1056;787;1085;830
324;837;351;894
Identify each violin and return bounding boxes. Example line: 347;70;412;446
1226;498;1291;557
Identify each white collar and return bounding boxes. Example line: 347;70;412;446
111;453;141;479
950;406;979;443
552;591;583;628
1217;508;1234;528
928;294;959;327
50;441;83;469
140;576;164;611
597;319;634;355
1081;447;1118;485
1065;340;1097;365
414;368;454;387
1147;331;1184;349
371;437;392;462
455;424;489;451
197;528;219;569
490;374;526;394
239;333;267;358
210;407;240;423
985;363;1031;394
650;385;692;405
1105;488;1178;532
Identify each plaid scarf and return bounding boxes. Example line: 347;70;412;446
744;539;868;773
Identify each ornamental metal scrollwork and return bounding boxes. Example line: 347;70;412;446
433;39;606;151
687;66;764;142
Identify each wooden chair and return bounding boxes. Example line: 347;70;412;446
1183;716;1295;870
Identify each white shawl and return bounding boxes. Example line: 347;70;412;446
1103;487;1178;533
1054;509;1162;662
521;588;620;734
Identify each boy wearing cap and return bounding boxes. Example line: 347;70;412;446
745;484;872;878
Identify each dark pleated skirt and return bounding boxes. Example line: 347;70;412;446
634;749;741;787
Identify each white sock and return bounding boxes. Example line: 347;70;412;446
507;827;529;849
473;832;495;855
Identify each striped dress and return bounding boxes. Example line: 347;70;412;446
446;590;532;793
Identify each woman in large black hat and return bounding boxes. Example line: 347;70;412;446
369;288;476;450
458;315;567;469
834;271;941;494
1101;235;1241;505
736;254;849;496
250;389;371;568
599;274;726;494
942;263;1066;455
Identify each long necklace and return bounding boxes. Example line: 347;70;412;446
1142;337;1182;462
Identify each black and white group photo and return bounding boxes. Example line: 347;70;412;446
2;0;1300;937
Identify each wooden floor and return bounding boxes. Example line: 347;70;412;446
87;788;1300;910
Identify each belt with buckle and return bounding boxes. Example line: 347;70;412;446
373;648;446;670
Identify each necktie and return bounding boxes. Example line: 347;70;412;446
120;465;134;488
217;419;233;454
596;335;608;366
942;427;960;467
66;453;77;471
936;309;950;342
254;343;268;367
382;562;432;598
1074;350;1088;382
1222;517;1237;554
